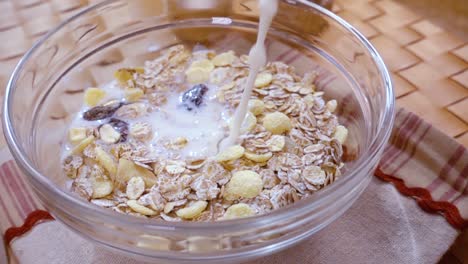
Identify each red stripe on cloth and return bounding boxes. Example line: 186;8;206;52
11;162;40;209
285;51;301;64
387;115;422;165
3;162;33;217
388;122;431;176
4;210;54;245
427;178;443;193
452;192;467;205
441;162;468;202
319;75;337;88
8;161;38;210
314;68;331;85
450;164;468;204
380;113;422;170
0;163;26;219
452;156;468;192
439;188;459;202
426;146;466;192
274;49;294;62
0;189;14;226
375;167;468;230
380;110;411;164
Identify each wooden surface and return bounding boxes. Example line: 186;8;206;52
334;0;468;147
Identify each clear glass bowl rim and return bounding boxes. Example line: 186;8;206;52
2;0;394;231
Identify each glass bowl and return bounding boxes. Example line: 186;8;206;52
3;0;394;263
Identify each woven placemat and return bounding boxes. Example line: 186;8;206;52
0;0;466;148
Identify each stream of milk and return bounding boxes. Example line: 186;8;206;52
220;0;279;150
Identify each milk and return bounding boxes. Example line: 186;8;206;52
64;82;229;160
142;86;229;159
220;0;279;149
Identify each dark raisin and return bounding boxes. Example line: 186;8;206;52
82;102;123;121
108;118;129;142
180;84;208;111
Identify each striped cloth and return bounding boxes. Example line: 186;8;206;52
0;107;466;263
377;109;468;228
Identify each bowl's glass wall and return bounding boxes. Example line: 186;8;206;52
5;0;392;262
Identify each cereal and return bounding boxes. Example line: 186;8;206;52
185;59;214;85
165;163;186;175
62;155;83;179
91;179;114;199
285;85;300;93
176;201;208;219
84;88;106;107
299;87;313;95
244;152;273;163
127;200;157;216
116;159;156;188
224;170;263;200
163;200;187;214
95;147;117;176
129;122;152;141
126;177;145;200
212;51;236;66
326;99;337;113
254;72;273;88
185;67;211;84
99;124;121;144
223;203;255;219
266;135;285;152
248;99;265;116
172;137;188;149
333;125;348;144
68;127;87;145
114;68;144;85
190;59;214;72
125;88;144;102
236;111;257;133
63;45;348;222
72;135;95;155
263;112;292;134
303;165;326;186
216;145;245;162
191;59;214;71
114;103;147;119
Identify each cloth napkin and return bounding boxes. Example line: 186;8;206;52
1;107;466;264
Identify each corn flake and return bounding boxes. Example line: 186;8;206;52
224;170;263;200
223;203;254;219
263;112;292;134
84;88;106;107
176;201;208;219
216;145;245;162
254;72;273;88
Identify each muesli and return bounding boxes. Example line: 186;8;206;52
62;45;348;221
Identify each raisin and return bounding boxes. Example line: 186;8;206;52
181;84;208;111
108;118;129;142
83;102;123;121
